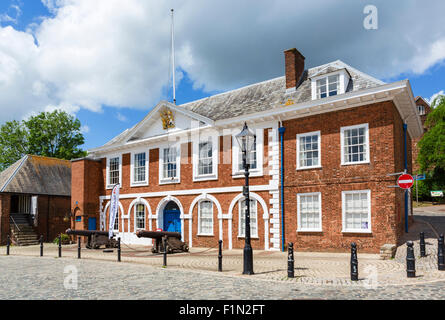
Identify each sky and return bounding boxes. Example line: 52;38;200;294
0;0;444;150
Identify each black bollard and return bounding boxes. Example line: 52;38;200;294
406;241;416;277
438;234;444;271
420;232;426;257
40;235;43;257
163;236;167;267
117;237;121;262
288;242;295;278
218;240;223;272
6;235;10;256
78;237;81;259
350;242;358;281
58;234;62;258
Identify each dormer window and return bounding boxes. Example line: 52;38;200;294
316;75;339;99
311;69;350;100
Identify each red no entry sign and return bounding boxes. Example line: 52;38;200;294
397;174;414;189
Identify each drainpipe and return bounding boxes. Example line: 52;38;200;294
403;123;408;233
278;125;286;252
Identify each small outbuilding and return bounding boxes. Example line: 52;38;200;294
0;155;71;245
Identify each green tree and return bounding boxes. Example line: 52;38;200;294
0;110;87;171
417;95;445;200
0;120;29;171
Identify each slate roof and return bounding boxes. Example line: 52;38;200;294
180;60;385;121
0;155;71;196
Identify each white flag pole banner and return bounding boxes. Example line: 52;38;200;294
108;184;120;239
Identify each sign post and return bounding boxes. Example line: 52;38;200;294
108;184;120;239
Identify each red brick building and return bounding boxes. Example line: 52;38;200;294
72;48;423;253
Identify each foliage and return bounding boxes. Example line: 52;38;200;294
416;95;445;200
53;233;71;245
0;110;87;171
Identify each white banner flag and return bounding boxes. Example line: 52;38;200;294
108;184;120;238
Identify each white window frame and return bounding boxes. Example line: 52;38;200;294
418;105;425;115
130;149;149;187
311;69;349;100
159;144;181;184
232;128;264;178
340;123;370;166
193;133;219;182
297;192;322;232
238;199;258;238
106;154;122;189
134;203;146;230
342;190;372;233
197;200;214;236
296;131;321;170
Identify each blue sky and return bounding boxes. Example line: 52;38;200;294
0;1;444;151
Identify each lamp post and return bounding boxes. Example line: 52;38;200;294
236;122;256;275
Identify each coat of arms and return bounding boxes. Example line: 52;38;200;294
160;108;175;130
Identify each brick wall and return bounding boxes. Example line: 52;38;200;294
281;101;410;253
71;159;104;232
0;194;10;245
36;195;71;242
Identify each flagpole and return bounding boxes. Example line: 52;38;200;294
171;9;176;105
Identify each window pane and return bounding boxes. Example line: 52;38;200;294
299;194;321;230
163;148;177;178
109;157;120;185
344;192;369;231
199;201;213;234
133;153;146;182
239;199;257;237
198;140;213;175
136;204;145;229
298;134;319;168
343;126;367;163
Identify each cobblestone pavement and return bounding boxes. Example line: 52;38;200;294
1;255;445;300
1;206;445;299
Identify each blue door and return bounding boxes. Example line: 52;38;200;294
163;210;181;233
88;218;97;230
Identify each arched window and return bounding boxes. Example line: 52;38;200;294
238;199;258;237
198;200;213;235
135;203;146;230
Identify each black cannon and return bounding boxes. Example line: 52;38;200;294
136;230;189;254
66;229;118;249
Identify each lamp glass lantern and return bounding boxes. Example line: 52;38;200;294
235;122;256;159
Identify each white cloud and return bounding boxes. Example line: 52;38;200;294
1;0;445;123
115;112;128;122
80;124;90;134
0;2;22;24
428;90;445;108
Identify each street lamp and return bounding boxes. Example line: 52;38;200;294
235;122;256;275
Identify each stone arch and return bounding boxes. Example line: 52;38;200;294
188;193;223;245
228;192;269;250
128;197;152;232
155;195;185;239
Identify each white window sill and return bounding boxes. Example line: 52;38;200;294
106;184;122;190
297;229;323;233
341;161;370;166
296;165;322;171
130;181;149;187
232;171;263;179
193;174;218;182
342;230;372;234
237;236;259;239
159;178;180;185
197;233;214;237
